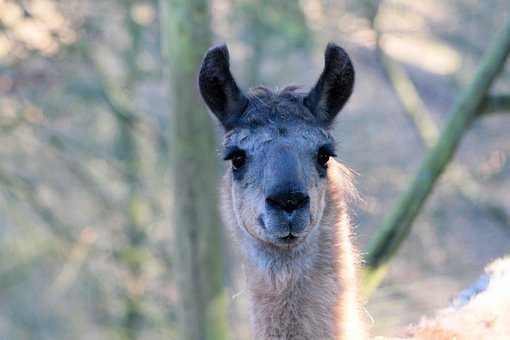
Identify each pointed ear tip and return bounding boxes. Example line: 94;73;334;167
326;42;340;50
205;43;229;59
200;44;231;72
325;43;349;60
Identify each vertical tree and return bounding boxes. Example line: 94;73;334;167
117;2;146;338
161;1;228;339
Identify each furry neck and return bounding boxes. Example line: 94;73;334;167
222;160;367;339
244;205;339;339
243;165;367;340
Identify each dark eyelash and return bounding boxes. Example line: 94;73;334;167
319;143;337;157
223;146;244;160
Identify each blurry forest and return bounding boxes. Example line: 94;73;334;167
0;0;509;339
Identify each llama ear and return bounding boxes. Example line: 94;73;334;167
199;44;248;130
304;43;355;125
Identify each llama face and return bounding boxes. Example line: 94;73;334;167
220;93;337;250
199;43;354;259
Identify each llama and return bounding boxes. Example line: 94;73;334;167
198;43;510;340
199;43;367;339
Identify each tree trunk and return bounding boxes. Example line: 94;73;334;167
161;1;228;339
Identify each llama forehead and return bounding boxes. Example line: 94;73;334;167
224;123;334;155
222;87;335;150
239;87;319;127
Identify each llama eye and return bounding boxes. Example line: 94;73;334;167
223;147;246;171
231;151;246;170
317;146;335;168
317;151;330;168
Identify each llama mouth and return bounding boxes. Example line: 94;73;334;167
272;232;309;250
277;233;300;244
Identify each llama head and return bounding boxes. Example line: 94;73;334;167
199;43;354;269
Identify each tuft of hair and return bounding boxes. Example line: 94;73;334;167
235;85;319;128
245;85;305;108
328;159;368;340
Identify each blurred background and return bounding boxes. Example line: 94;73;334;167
0;0;509;339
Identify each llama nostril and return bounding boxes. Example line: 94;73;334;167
266;192;309;213
257;215;266;229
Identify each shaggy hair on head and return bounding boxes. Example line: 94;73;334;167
237;86;320;129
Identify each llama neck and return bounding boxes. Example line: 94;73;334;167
246;216;338;339
245;185;366;340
